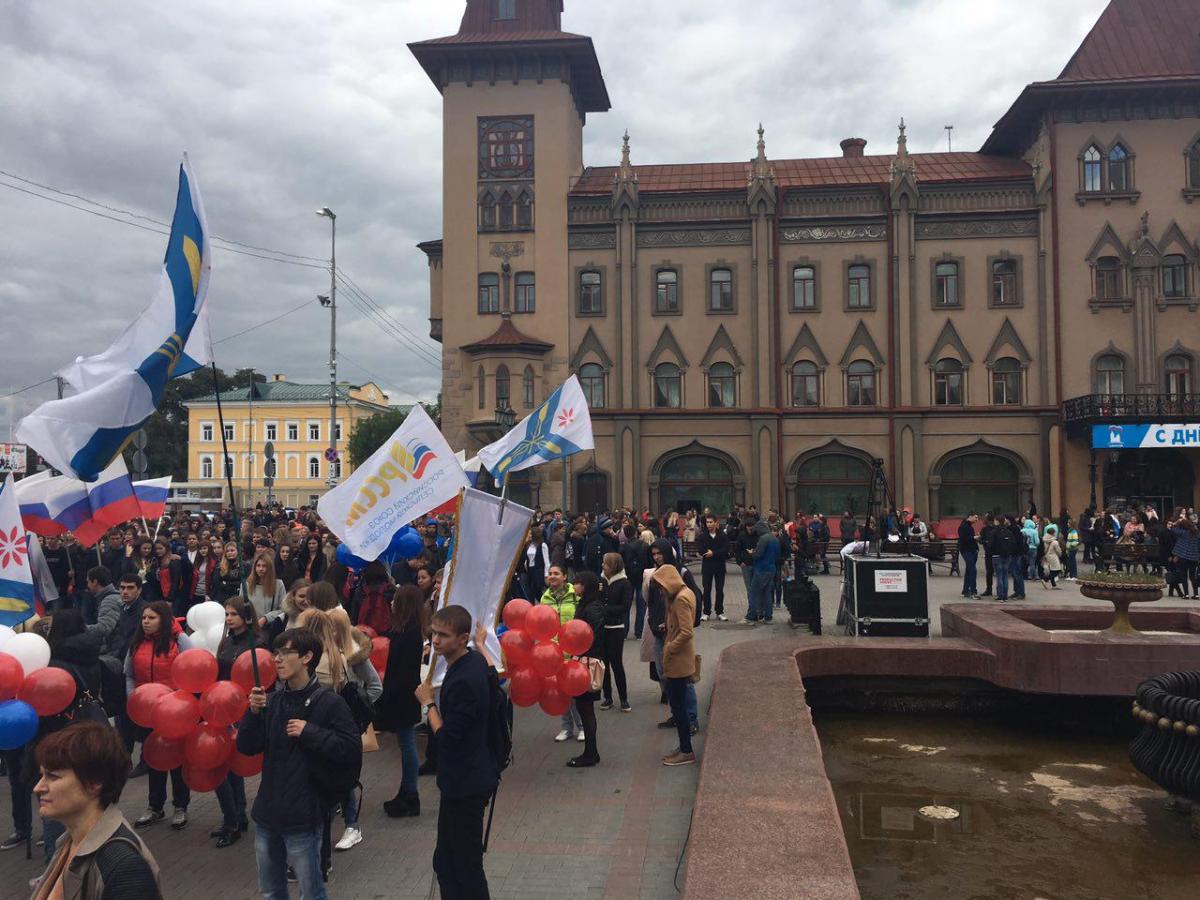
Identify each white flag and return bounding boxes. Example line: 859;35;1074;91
477;375;594;481
317;405;467;562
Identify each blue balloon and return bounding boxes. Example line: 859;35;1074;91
0;700;38;751
335;542;369;571
397;531;425;560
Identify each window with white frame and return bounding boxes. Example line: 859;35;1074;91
223;423;235;442
308;456;321;479
335;421;343;442
286;422;299;442
224;456;235;478
308;421;321;442
201;423;213;442
201;456;214;479
265;422;277;442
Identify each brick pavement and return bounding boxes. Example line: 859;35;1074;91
1;568;1194;899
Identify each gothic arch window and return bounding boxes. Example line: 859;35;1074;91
1188;138;1200;190
1166;353;1192;398
514;271;535;312
937;452;1019;517
991;259;1018;306
516;190;534;228
991;358;1023;406
933;358;964;406
478;273;500;314
477;366;486;410
1163;254;1189;299
795;453;871;517
792;361;820;408
495;365;511;409
579;363;605;408
659;454;735;516
1108;143;1130;192
479;192;496;231
1095;256;1124;299
522;366;535;409
654;363;682;409
576;469;610;514
1082;144;1103;192
498;191;514;230
1095;354;1126;395
707;362;736;408
846;360;876;407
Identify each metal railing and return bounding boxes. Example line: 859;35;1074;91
1063;393;1200;423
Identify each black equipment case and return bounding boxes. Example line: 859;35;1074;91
845;555;930;637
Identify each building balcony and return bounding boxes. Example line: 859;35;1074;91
1063;393;1200;425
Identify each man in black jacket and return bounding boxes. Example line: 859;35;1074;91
697;514;729;621
415;604;499;900
239;628;360;900
957;513;980;599
979;515;997;596
619;525;650;638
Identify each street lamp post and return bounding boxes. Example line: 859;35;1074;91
317;207;337;489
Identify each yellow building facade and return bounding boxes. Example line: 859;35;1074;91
183;376;394;507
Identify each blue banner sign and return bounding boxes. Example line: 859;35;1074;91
1092;424;1200;449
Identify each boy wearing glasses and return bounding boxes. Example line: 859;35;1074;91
238;628;359;899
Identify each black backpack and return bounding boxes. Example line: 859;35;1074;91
487;669;513;776
302;686;363;808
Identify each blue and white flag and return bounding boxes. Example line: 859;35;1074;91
477;375;595;481
17;155;211;481
0;475;36;627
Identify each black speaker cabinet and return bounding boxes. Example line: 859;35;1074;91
845;555;930;637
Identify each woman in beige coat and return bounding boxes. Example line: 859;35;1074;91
652;565;697;766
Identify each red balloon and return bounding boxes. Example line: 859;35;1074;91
152;690;201;740
499;630;533;670
502;598;532;631
231;648;277;692
18;668;77;717
0;653;23;701
370;636;390;673
171;648;218;694
508;668;543;707
556;660;591;698
199;681;249;729
530;641;564;678
358;625;378;639
559;620;594;657
229;748;263;778
142;731;187;772
127;683;173;729
525;604;560;642
185;724;234;770
182;762;230;793
538;677;571;717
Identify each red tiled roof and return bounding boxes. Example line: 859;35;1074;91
410;30;590;47
570;152;1030;195
460;318;553;355
1057;0;1200;82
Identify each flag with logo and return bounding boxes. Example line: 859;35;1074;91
0;475;36;627
477;375;594;481
317;405;469;562
17;155;212;481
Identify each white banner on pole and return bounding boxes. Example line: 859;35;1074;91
317;405;468;562
430;488;533;686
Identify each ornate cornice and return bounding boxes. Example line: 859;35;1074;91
568;231;617;250
636;228;751;248
916;219;1037;240
782;224;886;243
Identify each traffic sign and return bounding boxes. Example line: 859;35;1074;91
132;429;147;450
264;441;275;460
131;450;149;478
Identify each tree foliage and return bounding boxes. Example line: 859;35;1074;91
347;399;441;468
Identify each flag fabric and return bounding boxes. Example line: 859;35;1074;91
317;405;469;563
25;533;59;615
431;488;534;685
81;457;141;546
0;475;36;627
17;155;212;481
430;453;482;516
477;375;594;481
133;477;172;523
14;471;92;538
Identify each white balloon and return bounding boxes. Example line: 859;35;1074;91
5;632;51;677
192;601;225;633
202;624;225;656
0;624;15;651
186;605;205;633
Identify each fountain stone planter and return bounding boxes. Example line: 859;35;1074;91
1077;578;1164;635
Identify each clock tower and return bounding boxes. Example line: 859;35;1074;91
410;1;610;506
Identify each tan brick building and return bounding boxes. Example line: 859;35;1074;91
411;0;1200;519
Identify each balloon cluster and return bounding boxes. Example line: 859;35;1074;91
127;648;273;791
335;526;425;573
186;601;230;655
497;600;593;717
0;628;74;750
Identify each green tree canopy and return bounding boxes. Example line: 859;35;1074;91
347;399;440;468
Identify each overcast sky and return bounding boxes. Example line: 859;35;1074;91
0;0;1107;436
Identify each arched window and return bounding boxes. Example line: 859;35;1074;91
498;191;514;230
1082;144;1103;192
1108;144;1130;192
709;268;733;312
308;456;320;480
796;454;871;517
1096;354;1126;395
201;457;214;479
938;453;1019;517
495;365;510;409
578;271;602;315
576;471;609;514
514;272;535;312
477;366;486;410
792;361;819;408
707;362;736;408
659;454;734;516
522;366;535;408
1166;354;1192;398
654;363;682;409
935;261;959;307
1095;257;1123;299
934;358;964;406
1163;254;1188;299
478;273;500;314
847;264;871;309
516;191;534;228
579;363;605;408
846;360;876;407
224;456;235;478
479;193;496;230
792;266;816;310
655;270;679;314
1188;139;1200;190
991;259;1017;306
991;358;1022;406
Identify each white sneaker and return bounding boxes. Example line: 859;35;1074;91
700;614;709;622
718;614;728;621
555;730;569;742
335;827;362;852
576;731;585;743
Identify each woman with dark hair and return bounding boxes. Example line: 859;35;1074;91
189;541;217;609
599;553;632;712
379;585;429;818
143;540;185;617
124;540;155;582
30;722;162;899
275;542;299;591
124;602;192;832
567;571;604;768
297;534;327;583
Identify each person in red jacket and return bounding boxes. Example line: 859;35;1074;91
355;562;393;636
124;601;193;832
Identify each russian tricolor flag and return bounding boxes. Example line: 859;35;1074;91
14;471;92;538
82;457;142;543
0;475;36;627
133;477;172;524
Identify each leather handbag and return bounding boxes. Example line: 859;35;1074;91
361;723;380;753
578;656;606;692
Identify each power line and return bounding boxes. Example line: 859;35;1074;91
336;351;433;407
339;289;442;369
337;270;440;355
1;377;57;400
334;275;442;367
213;298;319;345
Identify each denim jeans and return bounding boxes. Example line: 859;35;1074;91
341;786;359;827
148;766;190;812
749;570;775;621
3;749;31;836
42;818;65;864
215;773;246;830
396;724;419;795
560;702;582;736
666;677;693;754
255;823;326;900
1026;547;1039;580
741;566;753;608
1066;550;1078;580
1011;558;1025;597
961;550;978;597
653;637;698;725
994;556;1009;600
